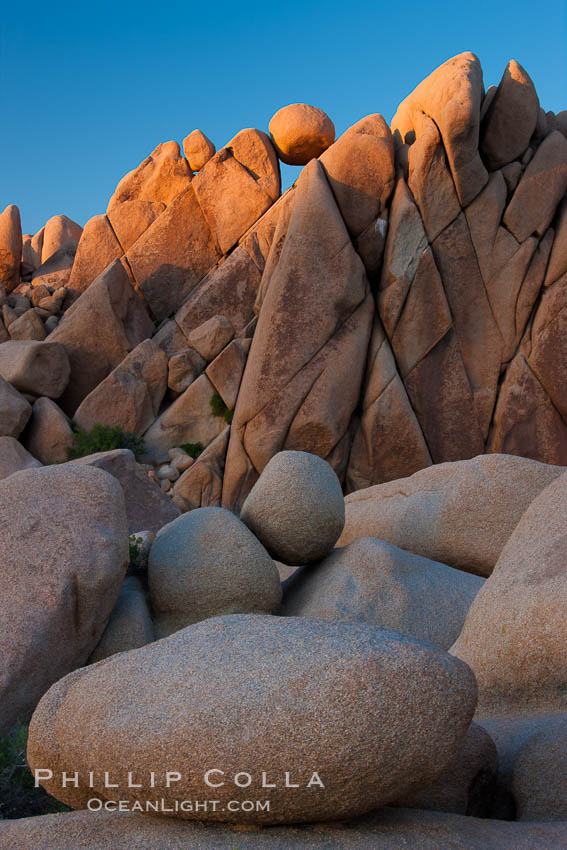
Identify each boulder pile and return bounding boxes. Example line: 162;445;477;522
0;50;566;847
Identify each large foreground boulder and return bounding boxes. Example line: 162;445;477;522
281;537;483;650
29;616;476;824
0;465;128;732
451;469;567;714
2;808;566;849
339;454;564;577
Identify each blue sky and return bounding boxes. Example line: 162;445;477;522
1;0;566;235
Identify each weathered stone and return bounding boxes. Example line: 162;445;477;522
452;469;567;713
152;318;189;358
89;576;154;662
481;60;540;169
172;427;229;512
345;316;432;492
148;508;282;637
29;615;477;823
3;808;565;849
8;308;46;341
406;109;461;241
0;375;31;437
23;397;74;464
222;159;373;510
66;214;123;299
41;215;82;263
320;114;394;238
379;179;483;463
431;212;503;438
108;199;165;254
126;185;220;321
512;720;567;821
0;436;42;480
174;245;262;339
49;258;153;414
107;140;192;213
0;204;22;291
281;537;483;650
31;242;77;290
67;449;180;535
167;347;205;394
396;723;498;816
182;129;216;171
0;464;128;731
545;196;567;286
489;352;567;465
143;374;225;463
0;339;70;398
241;451;345;565
186;314;234;362
269;103;335;165
192;129;280;254
392;52;487;206
503;131;567;242
340;454;563;577
73;339;167;435
206;337;251;409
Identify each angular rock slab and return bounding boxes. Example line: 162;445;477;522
67;449;180;535
340;454;564;577
29;615;477;823
452;469;567;714
0;465;128;732
222;158;373;511
23;397;74;464
73;339;167;436
0;339;70;399
49;258;154;414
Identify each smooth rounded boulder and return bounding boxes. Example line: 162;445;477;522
28;615;477;823
339;454;564;577
240;451;345;565
0;465;128;732
281;537;484;650
451;469;567;713
269;103;335;165
148;507;282;637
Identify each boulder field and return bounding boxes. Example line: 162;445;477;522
0;50;566;847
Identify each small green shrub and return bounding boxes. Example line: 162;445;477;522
179;442;203;459
223;408;234;424
67;424;146;462
128;534;145;571
210;392;227;417
0;724;71;819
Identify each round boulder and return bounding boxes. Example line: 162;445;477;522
240;450;345;565
28;615;478;824
148;507;281;637
182;129;216;172
269;103;335;165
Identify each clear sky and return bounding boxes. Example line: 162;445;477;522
1;0;566;235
